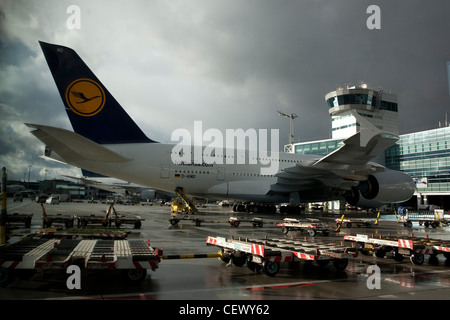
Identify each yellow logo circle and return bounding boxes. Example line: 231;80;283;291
65;78;105;117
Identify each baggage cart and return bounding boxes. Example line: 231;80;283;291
206;235;357;276
344;233;450;265
277;218;332;236
0;234;162;285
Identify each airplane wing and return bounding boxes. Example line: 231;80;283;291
26;124;131;163
313;110;398;167
271;110;398;194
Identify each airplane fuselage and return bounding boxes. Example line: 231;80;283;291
72;142;324;203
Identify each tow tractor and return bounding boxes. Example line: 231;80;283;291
277;218;333;236
344;233;450;265
206;235;357;276
0;231;163;285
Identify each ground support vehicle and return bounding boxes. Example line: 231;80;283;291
335;218;375;228
206;236;357;276
40;204;76;228
335;212;380;228
228;217;264;228
396;208;448;228
0;234;163;285
277;218;332;236
169;214;208;226
36;228;131;239
344;233;450;265
6;213;33;228
77;204;144;229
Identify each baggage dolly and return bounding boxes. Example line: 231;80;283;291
0;234;163;285
228;216;264;228
169;214;206;227
169;215;264;228
77;204;145;229
7;213;33;228
277;218;332;236
344;233;450;265
335;213;380;228
40;203;76;228
206;235;357;276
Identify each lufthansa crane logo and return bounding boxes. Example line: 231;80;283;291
65;78;105;116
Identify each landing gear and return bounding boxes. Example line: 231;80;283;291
232;203;277;214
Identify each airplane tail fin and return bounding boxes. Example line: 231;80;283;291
39;41;156;144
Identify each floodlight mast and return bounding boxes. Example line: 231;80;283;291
277;111;298;153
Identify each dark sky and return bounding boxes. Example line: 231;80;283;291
1;0;450;181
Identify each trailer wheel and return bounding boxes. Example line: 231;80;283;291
25;217;32;228
405;221;413;228
247;261;262;273
169;218;179;226
332;258;348;271
308;230;316;236
392;250;404;262
219;250;231;263
316;259;330;268
134;220;142;229
126;268;147;282
65;219;74;228
282;227;289;234
0;267;14;286
231;253;247;267
232;220;240;227
43;219;53;228
375;248;386;258
262;261;280;277
15;269;37;279
410;253;424;265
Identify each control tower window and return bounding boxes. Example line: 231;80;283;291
327;93;396;111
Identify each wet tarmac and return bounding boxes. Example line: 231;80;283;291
1;199;450;303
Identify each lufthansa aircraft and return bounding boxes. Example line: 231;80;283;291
27;42;415;213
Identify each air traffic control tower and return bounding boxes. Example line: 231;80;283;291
325;84;399;140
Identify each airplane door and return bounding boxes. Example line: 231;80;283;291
217;167;225;181
160;165;170;179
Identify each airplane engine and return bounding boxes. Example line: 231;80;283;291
344;170;415;208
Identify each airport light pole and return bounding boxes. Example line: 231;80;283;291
277;111;298;153
1;167;7;245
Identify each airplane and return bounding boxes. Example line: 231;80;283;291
26;41;415;213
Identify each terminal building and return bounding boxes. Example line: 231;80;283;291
292;84;450;211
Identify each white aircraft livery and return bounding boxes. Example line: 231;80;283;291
27;41;415;212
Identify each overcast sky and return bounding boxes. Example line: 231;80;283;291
1;0;450;182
